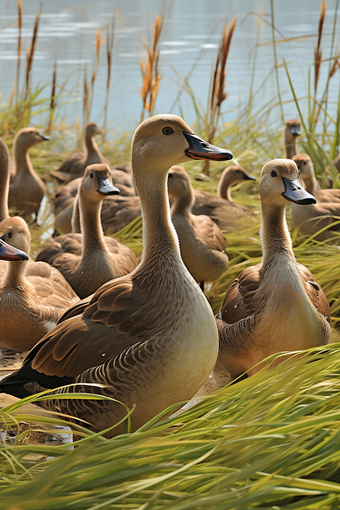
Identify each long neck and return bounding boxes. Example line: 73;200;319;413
170;189;194;217
3;260;27;288
260;202;295;263
79;192;109;258
71;193;81;233
301;175;318;196
134;166;181;265
285;135;297;159
217;177;233;201
15;144;33;176
84;134;100;158
0;142;10;222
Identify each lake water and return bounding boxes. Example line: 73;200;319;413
0;0;339;134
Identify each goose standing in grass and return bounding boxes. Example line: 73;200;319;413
191;165;256;230
168;165;228;291
293;153;340;203
0;217;79;352
8;127;48;222
37;164;138;299
284;119;301;159
0;114;233;436
50;122;105;183
201;159;330;393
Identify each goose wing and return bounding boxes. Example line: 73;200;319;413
297;263;330;321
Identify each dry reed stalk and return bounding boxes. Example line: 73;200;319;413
83;66;89;124
204;18;236;176
103;17;115;137
138;13;164;123
25;4;41;100
314;0;326;96
16;0;22;104
8;86;15;105
48;61;57;132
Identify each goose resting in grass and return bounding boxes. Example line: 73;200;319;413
168;165;228;291
200;159;330;393
8;127;49;222
0;114;233;436
37;164;138;299
0;217;79;352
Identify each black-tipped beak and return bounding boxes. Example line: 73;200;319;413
183;132;233;161
0;238;29;261
290;126;301;136
282;176;316;205
40;134;50;141
97;178;120;196
243;172;257;181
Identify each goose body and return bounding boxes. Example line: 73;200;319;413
202;159;330;391
50;122;106;183
0;217;79;351
0;114;233;436
37;164;138;298
168;166;228;290
8;128;48;222
191;165;256;230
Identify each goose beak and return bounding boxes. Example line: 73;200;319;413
243;172;257;181
282;176;316;205
97;178;120;196
290;126;301;136
0;237;29;261
40;134;50;141
183;132;233;161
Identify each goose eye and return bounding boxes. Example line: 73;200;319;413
271;170;277;177
8;232;12;239
90;173;93;179
162;126;174;135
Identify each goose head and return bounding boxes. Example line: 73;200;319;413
220;165;256;185
131;115;233;177
168;165;195;209
14;127;49;151
80;164;120;203
284;119;301;143
292;153;314;180
259;159;316;206
85;122;101;138
0;217;30;259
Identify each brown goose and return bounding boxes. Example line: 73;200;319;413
37;164;138;298
201;159;330;392
8;127;48;222
284;119;301;159
50;122;105;183
168;165;228;291
191;165;256;230
0;217;79;352
0;114;233;436
0;136;10;223
293;153;340;203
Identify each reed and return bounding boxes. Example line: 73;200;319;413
204;18;236;176
103;16;115;137
83;65;89;124
138;12;164;123
15;0;22;105
25;4;41;101
47;61;57;132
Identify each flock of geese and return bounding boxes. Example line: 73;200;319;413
0;114;337;437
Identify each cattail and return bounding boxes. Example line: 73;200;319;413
138;13;164;122
8;85;15;105
314;0;326;96
104;16;115;136
83;66;89;123
25;4;41;99
48;61;57;132
16;0;22;104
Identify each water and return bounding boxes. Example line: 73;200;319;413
0;0;339;134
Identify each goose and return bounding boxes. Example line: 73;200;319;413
293;153;340;203
0;136;10;223
36;164;138;298
49;122;105;183
8;127;48;222
284;119;301;159
201;159;330;392
191;165;257;230
52;168;136;235
168;165;228;291
291;198;340;241
0;217;79;352
0;114;233;436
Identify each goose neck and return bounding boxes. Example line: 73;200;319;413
3;260;27;289
260;202;294;263
79;192;108;257
285;137;297;160
0;150;10;222
15;146;33;177
134;165;181;264
84;134;99;158
217;179;233;201
302;175;318;197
